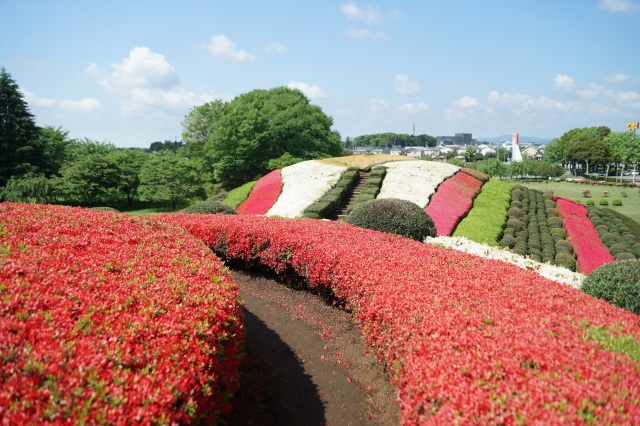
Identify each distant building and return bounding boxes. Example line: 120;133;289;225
436;133;476;146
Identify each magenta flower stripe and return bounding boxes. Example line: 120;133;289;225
0;203;244;425
554;196;614;274
160;213;640;425
237;169;283;214
426;171;484;236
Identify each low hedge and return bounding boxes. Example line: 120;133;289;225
302;168;359;219
346;166;388;214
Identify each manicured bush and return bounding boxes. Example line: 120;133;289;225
511;200;522;209
586;199;595;206
547;216;563;229
615;252;637;260
303;168;358;219
344;198;436;241
499;235;516;248
182;199;238;215
346;166;387;213
601;233;618;244
612;199;623;206
555;252;576;271
609;243;627;255
600;199;609;206
508;207;522;218
582;259;640;314
555;239;574;254
550;228;566;240
506;218;523;231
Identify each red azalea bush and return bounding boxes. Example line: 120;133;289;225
158;213;640;425
237;169;283;214
426;172;483;236
460;167;489;183
0;203;244;424
554;196;615;274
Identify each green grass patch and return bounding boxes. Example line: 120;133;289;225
582;321;640;368
224;181;257;208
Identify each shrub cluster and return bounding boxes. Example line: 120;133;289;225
344;197;436;241
182;199;238;215
582;259;640;314
302;168;359;219
500;187;576;270
345;166;388;214
587;207;638;260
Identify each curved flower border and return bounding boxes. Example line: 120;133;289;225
267;160;346;218
237;169;283;214
377;161;459;207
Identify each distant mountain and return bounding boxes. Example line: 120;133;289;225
477;135;553;145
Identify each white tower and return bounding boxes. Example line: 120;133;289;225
511;133;523;162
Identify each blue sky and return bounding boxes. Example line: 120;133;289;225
1;0;639;148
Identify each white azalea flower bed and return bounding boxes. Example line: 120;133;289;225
425;236;585;289
377;161;459;207
267;160;347;218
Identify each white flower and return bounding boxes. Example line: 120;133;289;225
267;160;347;218
377;161;459;207
425;236;585;289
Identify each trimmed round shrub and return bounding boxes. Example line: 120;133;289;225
502;227;515;237
506;219;523;231
599;199;609;206
547;216;563;229
555;239;574;254
585;199;595;206
615;252;636;260
601;233;617;244
609;243;627;255
499;235;517;249
612;199;622;206
510;200;522;209
595;224;609;233
550;228;566;240
554;252;576;271
508;207;522;218
182;200;238;215
344;198;436;241
581;259;640;314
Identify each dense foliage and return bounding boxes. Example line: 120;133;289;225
182;199;237;215
0;203;244;424
344;198;436;241
588;206;639;259
346;166;387;213
582;259;640;314
425;171;483;236
302;168;358;219
159;213;640;424
223;180;257;208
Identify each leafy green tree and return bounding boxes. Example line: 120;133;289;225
0;173;51;203
55;149;120;205
475;158;507;178
206;87;342;186
0;68;43;186
108;149;148;205
543;138;563;164
138;151;203;208
39;125;72;177
605;131;640;180
557;126;611;175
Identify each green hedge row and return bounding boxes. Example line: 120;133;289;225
223;180;257;208
346;166;388;214
500;186;576;270
302;168;359;219
588;207;639;260
452;178;513;246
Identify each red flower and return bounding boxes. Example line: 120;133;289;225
237;169;283;214
426;172;483;236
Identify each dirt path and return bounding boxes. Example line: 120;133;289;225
229;269;399;426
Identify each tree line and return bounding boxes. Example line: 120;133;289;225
0;68;344;207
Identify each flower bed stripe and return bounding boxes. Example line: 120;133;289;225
267;160;346;218
554;196;615;274
377;161;459;208
237;169;283;214
461;167;489;183
425;171;483;236
159;213;640;425
0;203;244;424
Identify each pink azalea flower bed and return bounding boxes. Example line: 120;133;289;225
0;203;244;424
461;167;489;183
554;196;615;274
425;172;484;236
237;169;283;214
159;213;640;425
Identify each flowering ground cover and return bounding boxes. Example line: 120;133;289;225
376;161;459;208
0;203;244;424
159;213;640;425
319;153;415;169
237;169;282;214
555;196;615;274
425;171;483;236
266;160;347;218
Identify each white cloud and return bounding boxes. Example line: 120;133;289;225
554;74;575;92
394;73;420;94
206;34;255;62
369;98;389;111
340;2;381;24
345;28;390;40
22;88;103;113
265;41;288;54
398;102;429;113
286;81;327;99
605;72;631;83
597;0;640;14
87;47;224;117
453;96;479;108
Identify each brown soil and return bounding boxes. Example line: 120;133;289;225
228;269;399;426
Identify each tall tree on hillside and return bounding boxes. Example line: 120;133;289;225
0;68;43;186
606;130;640;181
205;87;343;186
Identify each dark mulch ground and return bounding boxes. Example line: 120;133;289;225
228;269;399;425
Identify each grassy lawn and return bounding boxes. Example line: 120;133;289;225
520;179;640;226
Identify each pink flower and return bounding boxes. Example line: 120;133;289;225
237;169;283;214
